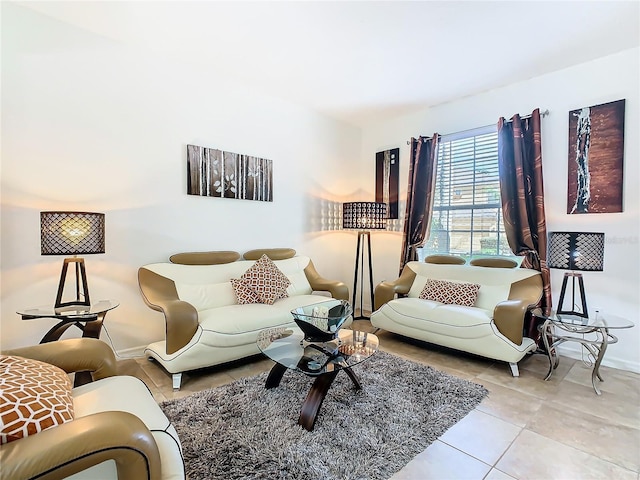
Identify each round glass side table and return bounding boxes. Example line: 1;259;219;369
531;308;634;395
18;299;119;343
17;299;119;387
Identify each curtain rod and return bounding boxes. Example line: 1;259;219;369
517;108;550;120
406;108;550;145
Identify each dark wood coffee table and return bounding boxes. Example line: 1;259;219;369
257;327;378;431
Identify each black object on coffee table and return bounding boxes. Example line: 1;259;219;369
290;299;352;342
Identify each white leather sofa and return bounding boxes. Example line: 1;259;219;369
1;338;184;480
371;257;543;376
138;248;349;389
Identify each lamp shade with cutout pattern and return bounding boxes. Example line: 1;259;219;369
41;212;105;256
342;202;387;230
547;232;604;271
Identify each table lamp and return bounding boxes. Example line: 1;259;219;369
342;201;387;319
40;211;105;308
547;231;604;318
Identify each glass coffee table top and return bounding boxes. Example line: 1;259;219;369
257;327;378;376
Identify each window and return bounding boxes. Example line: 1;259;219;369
420;125;513;261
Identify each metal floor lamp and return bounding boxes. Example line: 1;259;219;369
342;202;387;320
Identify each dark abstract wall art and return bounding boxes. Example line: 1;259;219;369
187;145;273;202
375;148;399;219
567;99;625;214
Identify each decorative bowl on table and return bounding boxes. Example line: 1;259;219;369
291;299;353;343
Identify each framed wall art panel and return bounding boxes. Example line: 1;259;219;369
567;99;625;214
375;148;399;219
187;145;273;202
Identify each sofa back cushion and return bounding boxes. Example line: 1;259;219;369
169;250;241;265
142;256;313;311
273;256;314;297
407;262;539;312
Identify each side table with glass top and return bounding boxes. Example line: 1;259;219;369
531;308;634;395
17;299;119;386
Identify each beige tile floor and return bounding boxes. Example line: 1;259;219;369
118;320;640;480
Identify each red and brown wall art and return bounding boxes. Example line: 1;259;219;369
567;99;625;214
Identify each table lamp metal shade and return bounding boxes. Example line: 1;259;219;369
41;212;105;308
547;232;604;318
342;202;387;319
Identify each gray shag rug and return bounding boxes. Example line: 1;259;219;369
160;351;488;480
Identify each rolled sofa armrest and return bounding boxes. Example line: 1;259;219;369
374;266;417;311
304;260;349;301
493;299;530;345
0;411;162;480
493;273;543;345
2;338;116;381
138;267;199;355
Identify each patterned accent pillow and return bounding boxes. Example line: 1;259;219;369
419;278;481;307
0;355;74;444
230;278;262;305
240;254;291;305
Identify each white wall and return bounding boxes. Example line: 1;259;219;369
0;3;360;353
3;3;638;373
362;48;640;373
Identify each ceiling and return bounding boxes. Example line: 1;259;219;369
19;1;640;127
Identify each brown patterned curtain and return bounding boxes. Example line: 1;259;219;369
498;108;552;343
399;134;439;274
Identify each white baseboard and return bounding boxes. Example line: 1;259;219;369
113;344;147;360
99;324;148;360
557;344;640;374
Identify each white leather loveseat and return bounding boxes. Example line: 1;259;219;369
138;248;349;389
371;257;542;376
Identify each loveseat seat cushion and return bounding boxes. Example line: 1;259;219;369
72;376;184;480
198;294;332;348
379;298;493;339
